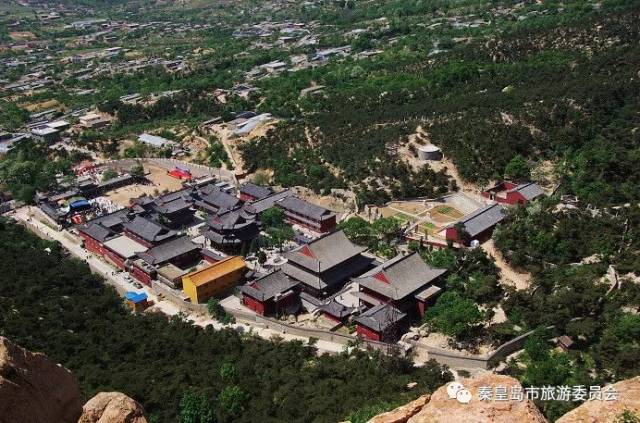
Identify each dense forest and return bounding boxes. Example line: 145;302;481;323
0;220;451;423
241;1;640;206
493;200;640;419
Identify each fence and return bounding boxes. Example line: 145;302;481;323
223;307;395;353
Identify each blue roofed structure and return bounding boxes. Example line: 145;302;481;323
125;291;148;304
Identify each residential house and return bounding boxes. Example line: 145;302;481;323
125;291;149;312
102;235;148;270
242;189;293;215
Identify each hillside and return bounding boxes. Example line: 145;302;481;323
0;220;450;422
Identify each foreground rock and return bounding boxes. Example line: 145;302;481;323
368;395;430;423
556;376;640;423
408;374;547;423
0;336;83;423
368;374;547;423
79;392;148;423
0;336;147;423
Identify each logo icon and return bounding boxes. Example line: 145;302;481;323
447;382;472;404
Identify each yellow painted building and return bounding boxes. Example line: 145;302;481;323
182;256;246;303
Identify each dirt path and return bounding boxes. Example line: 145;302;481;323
481;239;531;290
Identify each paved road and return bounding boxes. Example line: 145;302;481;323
10;207;344;354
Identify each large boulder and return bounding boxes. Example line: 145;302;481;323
0;336;83;423
556;377;640;423
78;392;148;423
368;373;548;423
408;373;547;423
368;395;430;423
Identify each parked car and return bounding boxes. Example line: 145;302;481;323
134;282;143;289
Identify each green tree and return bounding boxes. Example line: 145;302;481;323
338;216;374;246
218;385;249;417
102;169;118;182
260;207;285;228
178;392;216;423
423;291;483;340
130;162;145;179
504;155;531;181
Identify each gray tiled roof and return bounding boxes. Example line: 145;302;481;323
155;197;192;214
78;209;130;242
319;300;354;319
355;303;406;332
137;236;200;265
198;187;241;211
240;182;273;200
355;252;446;300
511;182;544;200
239;270;298;301
452;203;506;238
79;222;114;243
124;216;177;243
277;196;334;221
285;230;365;272
282;254;372;290
243;190;293;215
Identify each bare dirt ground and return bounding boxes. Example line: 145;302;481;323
104;163;184;206
292;186;354;214
9;31;36;41
482;239;532;290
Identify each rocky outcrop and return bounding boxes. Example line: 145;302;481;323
368;395;430;423
368;374;547;423
0;336;83;423
0;337;147;423
369;374;640;423
556;377;640;423
79;392;148;423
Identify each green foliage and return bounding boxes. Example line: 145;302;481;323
206;299;236;325
616;410;640;423
0;101;29;131
123;141;147;158
494;203;640;273
0;222;452;422
206;136;231;169
504;154;531;181
130;162;145;179
251;171;270;186
0;139;70;203
217;385;249;417
260;207;285;228
179;392;216;423
507;328;594;421
338;216;400;258
101;169;118;182
423;291;483;340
